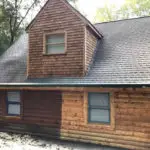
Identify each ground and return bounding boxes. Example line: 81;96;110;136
0;132;126;150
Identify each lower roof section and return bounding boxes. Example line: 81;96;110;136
1;17;150;85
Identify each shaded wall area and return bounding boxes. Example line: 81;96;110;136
0;90;62;136
22;91;62;127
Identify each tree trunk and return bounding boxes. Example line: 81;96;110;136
10;32;15;45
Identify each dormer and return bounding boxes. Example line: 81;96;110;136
26;0;102;78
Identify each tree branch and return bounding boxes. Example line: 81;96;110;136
16;0;38;30
13;0;18;32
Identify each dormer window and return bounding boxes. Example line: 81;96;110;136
44;32;66;55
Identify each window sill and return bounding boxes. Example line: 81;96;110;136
42;52;67;56
88;121;110;125
4;116;21;120
86;122;114;131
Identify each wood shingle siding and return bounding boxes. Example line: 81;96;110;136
27;0;99;78
85;27;97;73
28;0;86;78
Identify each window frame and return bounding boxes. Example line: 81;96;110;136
43;31;67;55
88;92;111;124
6;91;21;116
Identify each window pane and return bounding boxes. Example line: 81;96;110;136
46;34;64;43
89;109;110;123
46;44;65;54
7;92;20;102
89;93;109;107
8;104;20;115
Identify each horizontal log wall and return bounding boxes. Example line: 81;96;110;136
0;91;5;116
0;88;150;150
115;92;150;134
60;90;150;150
22;91;62;128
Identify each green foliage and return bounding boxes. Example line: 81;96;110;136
120;0;150;17
95;0;150;22
0;5;10;54
95;4;118;22
0;0;41;55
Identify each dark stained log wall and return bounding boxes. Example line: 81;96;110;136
0;91;4;116
22;91;62;128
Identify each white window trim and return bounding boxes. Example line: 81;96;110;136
43;31;67;55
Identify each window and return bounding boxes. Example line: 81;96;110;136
7;91;20;116
88;92;110;123
45;33;65;54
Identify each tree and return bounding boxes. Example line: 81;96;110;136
119;0;150;18
95;3;118;22
0;5;10;54
94;0;150;22
0;0;42;46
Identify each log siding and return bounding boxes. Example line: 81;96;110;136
0;88;150;150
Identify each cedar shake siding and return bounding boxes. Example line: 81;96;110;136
0;88;150;150
28;0;86;78
85;27;97;73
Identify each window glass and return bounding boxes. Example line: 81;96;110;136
45;33;65;54
89;93;109;107
46;44;65;54
89;109;109;122
7;91;20;102
46;34;64;43
8;104;20;115
7;91;20;116
88;92;110;123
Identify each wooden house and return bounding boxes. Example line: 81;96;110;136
0;0;150;149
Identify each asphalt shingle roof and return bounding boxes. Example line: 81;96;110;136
1;17;150;86
0;33;28;83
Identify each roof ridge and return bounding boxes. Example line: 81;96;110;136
94;15;150;25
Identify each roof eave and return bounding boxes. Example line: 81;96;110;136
0;83;150;88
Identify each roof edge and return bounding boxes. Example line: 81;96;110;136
94;15;150;25
0;83;150;88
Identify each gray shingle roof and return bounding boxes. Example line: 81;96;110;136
0;33;28;83
1;17;150;86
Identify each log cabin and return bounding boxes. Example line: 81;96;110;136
0;0;150;149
